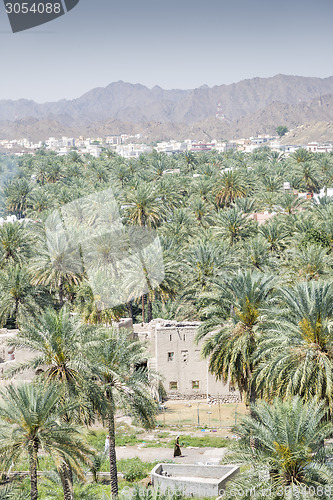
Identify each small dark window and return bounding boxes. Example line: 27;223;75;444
169;334;172;341
181;350;188;362
192;381;200;389
170;381;178;390
168;352;174;362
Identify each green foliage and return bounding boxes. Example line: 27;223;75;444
119;458;149;482
255;280;333;410
301;227;331;248
223;397;333;498
276;125;288;137
86;428;143;449
1;147;333;496
117;458;158;482
177;435;229;448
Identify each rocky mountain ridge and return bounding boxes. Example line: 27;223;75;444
1;75;333;143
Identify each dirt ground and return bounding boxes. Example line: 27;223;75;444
156;400;247;434
115;445;227;465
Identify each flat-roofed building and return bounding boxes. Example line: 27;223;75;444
134;319;240;401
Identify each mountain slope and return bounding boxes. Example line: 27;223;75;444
2;75;333;126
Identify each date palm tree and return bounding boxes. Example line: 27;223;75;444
74;280;125;324
27;189;50;214
277;193;309;215
284;244;333;281
214;207;256;246
0;265;47;328
3;178;32;218
182;240;235;304
87;330;157;498
29;221;83;307
258;219;290;253
223;397;333;499
214;171;247;208
7;308;99;499
124;184;162;228
255;281;333;412
294;161;321;194
0;383;92;500
197;271;276;411
7;308;93;412
243;236;278;272
0;222;31;268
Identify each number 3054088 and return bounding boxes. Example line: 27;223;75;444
5;3;62;14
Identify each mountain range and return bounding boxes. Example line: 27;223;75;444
2;75;333;143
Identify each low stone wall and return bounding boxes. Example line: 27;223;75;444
165;393;241;403
151;463;239;498
208;395;242;404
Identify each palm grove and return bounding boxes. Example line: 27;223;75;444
0;146;333;498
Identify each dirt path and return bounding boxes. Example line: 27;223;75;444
115;446;226;465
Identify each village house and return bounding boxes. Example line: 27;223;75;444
134;319;240;401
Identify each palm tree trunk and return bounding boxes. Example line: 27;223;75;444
60;461;74;500
14;298;19;329
60;414;74;499
59;277;64;308
142;295;145;323
147;297;153;323
249;380;256;419
29;441;38;500
126;300;134;323
248;375;259;449
106;389;118;498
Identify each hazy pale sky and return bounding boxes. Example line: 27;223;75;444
0;0;333;102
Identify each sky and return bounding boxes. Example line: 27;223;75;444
0;0;333;102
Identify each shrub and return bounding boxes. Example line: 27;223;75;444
119;458;150;482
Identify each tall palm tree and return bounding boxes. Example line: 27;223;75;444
214;207;256;246
294;161;321;194
277;193;309;215
242;236;278;272
0;265;46;328
289;148;313;165
87;330;157;498
110;162;130;188
183;151;197;173
27;189;50;214
198;271;276;410
74;280;125;324
214;171;247;208
223;397;333;499
7;308;93;413
0;222;31;268
30;220;83;307
284;243;333;281
189;197;212;225
0;383;92;500
182;240;235;304
255;281;333;411
258;219;289;253
124;184;162;228
3;178;32;218
45;162;63;184
7;308;99;499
